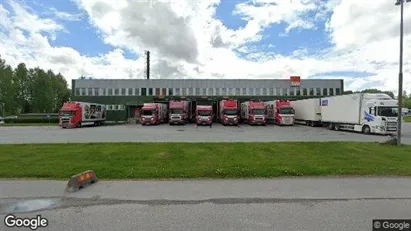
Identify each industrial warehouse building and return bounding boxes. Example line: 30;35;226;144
71;78;344;121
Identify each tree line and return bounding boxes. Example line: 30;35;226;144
0;55;71;116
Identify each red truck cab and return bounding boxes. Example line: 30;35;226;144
140;104;159;125
59;102;82;128
196;105;213;126
220;100;239;126
140;103;167;125
169;100;190;125
275;100;295;125
241;101;267;125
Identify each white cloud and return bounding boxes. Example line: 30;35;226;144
0;0;410;95
5;0;65;35
49;7;83;21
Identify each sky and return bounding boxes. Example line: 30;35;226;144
0;0;410;94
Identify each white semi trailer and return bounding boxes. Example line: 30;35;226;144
289;98;322;127
320;93;398;135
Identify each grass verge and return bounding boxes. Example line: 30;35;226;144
404;116;411;123
0;142;410;179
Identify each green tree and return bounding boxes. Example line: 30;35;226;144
30;68;53;113
343;90;354;94
13;63;30;113
1;56;72;114
360;88;395;99
0;59;18;116
49;70;70;112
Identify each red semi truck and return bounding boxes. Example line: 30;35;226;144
265;100;295;125
58;101;107;128
219;100;239;126
240;101;267;125
196;105;213;126
140;103;168;125
169;100;191;125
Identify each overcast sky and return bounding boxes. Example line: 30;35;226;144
0;0;410;94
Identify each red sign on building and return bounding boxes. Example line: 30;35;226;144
290;76;301;87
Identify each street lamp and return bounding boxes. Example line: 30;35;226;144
395;0;410;146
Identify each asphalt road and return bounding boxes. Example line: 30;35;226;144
0;177;410;231
1;122;410;144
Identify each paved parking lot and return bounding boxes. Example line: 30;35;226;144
1;123;410;144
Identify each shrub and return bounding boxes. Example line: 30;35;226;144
3;118;59;123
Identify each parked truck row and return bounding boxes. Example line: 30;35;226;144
58;93;400;135
59;99;296;128
139;99;295;127
290;93;399;135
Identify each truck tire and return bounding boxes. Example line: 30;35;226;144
362;125;371;134
327;123;334;130
334;123;340;131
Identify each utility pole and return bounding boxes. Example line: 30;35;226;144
145;50;150;80
395;0;410;146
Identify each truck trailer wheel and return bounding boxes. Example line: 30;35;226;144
327;123;334;130
334;124;340;131
362;125;371;134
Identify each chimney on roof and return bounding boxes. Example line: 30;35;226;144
145;50;150;80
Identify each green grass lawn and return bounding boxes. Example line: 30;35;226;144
0;142;410;179
404;116;411;123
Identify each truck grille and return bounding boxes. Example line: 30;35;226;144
61;120;69;127
172;117;180;120
387;122;397;131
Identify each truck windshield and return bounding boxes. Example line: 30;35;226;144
142;110;155;115
279;108;294;114
170;109;184;114
251;109;265;115
223;109;237;115
60;111;74;116
198;111;211;116
377;106;398;117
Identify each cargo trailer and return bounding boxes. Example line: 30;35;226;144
289;98;321;127
59;101;106;128
320;93;398;134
